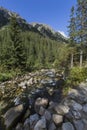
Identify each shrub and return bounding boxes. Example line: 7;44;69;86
0;68;22;82
68;67;87;85
0;73;12;82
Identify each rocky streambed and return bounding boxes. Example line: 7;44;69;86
0;69;64;129
0;69;87;130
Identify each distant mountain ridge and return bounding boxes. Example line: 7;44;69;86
0;6;68;42
31;22;68;41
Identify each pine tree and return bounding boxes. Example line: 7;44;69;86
75;0;87;66
9;14;27;69
76;0;87;47
68;6;76;46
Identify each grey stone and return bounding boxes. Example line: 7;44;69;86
29;114;39;129
65;111;73;121
16;123;23;130
72;110;81;119
24;118;30;126
34;116;46;130
62;122;75;130
39;106;45;116
72;102;82;111
73;120;84;130
3;104;24;129
68;89;79;98
83;104;87;113
48;122;56;130
24;123;30;130
44;110;51;121
54;104;69;115
82;119;87;130
52;114;63;125
34;97;48;113
49;101;57;110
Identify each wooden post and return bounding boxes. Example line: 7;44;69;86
80;50;83;67
71;53;74;68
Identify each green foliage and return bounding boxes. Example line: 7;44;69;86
63;86;71;96
0;18;70;75
68;0;87;51
53;44;73;68
0;67;22;82
0;73;12;82
68;67;87;85
62;66;87;96
7;14;27;69
68;6;76;45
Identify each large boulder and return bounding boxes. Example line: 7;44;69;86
3;104;25;129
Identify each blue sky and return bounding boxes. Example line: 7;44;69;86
0;0;77;36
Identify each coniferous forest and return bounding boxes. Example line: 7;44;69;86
0;13;71;80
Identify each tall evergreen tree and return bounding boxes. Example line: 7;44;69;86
76;0;87;47
68;6;76;46
9;14;27;69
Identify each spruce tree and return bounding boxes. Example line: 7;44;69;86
9;14;27;69
68;6;76;46
76;0;87;47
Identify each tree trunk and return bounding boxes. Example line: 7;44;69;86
71;53;74;68
80;50;83;67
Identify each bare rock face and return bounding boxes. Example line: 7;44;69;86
3;104;24;129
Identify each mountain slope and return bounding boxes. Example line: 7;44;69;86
0;6;68;42
31;23;68;42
